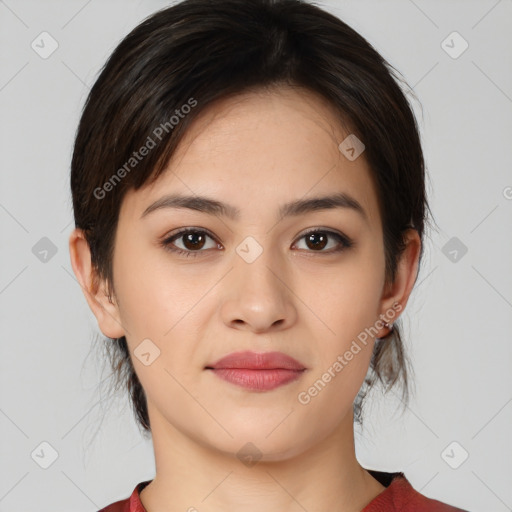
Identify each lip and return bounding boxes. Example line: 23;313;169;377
206;350;306;371
205;351;307;391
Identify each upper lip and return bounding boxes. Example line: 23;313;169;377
206;350;306;371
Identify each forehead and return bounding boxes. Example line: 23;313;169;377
119;85;381;230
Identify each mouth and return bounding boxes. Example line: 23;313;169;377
205;350;307;391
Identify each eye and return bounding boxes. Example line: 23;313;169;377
161;227;353;258
160;228;221;258
293;228;353;254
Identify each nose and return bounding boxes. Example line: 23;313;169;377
220;247;297;333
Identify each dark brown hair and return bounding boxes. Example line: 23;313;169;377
71;0;433;435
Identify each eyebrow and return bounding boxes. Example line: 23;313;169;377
140;192;368;223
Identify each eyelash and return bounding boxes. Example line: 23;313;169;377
160;227;354;258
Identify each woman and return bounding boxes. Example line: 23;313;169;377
68;0;469;510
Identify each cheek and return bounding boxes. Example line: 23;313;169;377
113;240;208;336
300;252;383;400
305;257;383;344
297;290;378;419
112;242;211;403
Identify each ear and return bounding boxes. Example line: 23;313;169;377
68;228;126;339
376;228;422;337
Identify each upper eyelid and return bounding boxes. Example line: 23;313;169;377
164;227;218;243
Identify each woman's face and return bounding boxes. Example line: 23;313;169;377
100;86;405;460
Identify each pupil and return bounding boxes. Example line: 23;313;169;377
307;232;327;250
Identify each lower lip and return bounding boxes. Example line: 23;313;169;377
208;368;305;391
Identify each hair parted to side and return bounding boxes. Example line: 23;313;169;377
70;0;433;435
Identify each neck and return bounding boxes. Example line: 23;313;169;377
139;404;385;512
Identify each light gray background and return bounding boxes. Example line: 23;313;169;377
1;0;511;511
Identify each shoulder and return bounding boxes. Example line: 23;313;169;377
97;480;151;512
364;471;469;512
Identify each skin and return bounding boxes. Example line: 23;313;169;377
69;85;421;512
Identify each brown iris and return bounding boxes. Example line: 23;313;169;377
181;231;207;251
304;232;328;251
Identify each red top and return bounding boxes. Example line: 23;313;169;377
98;470;468;512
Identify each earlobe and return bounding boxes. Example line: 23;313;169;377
68;228;126;339
377;229;422;337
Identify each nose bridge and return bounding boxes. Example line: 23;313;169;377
233;233;283;294
220;233;294;331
